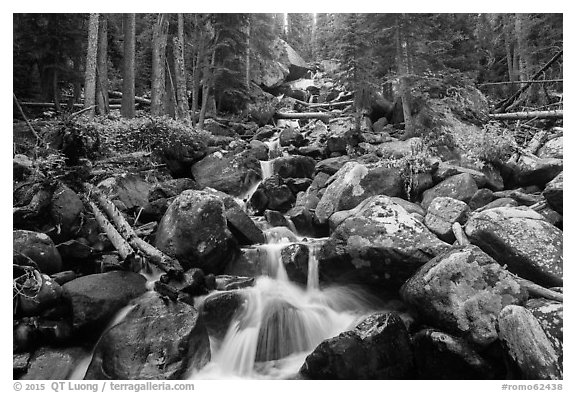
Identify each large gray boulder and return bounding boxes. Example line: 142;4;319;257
155;190;238;274
300;312;414;379
424;197;470;243
318;195;450;288
525;298;563;368
537;136;563;159
96;174;151;212
62;271;147;334
498;305;562;380
543;172;563;214
514;154;563;188
465;206;563;287
22;347;89;380
13;230;62;274
421;173;478;210
85;292;210;380
315;162;404;224
400;245;528;346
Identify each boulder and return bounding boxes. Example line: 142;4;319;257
203;188;265;245
514;154;563;188
525;298;563;366
286;206;316;237
433;162;488;188
498;305;562;379
543;172;563;214
272;155;316;179
249;175;295;214
85;292;210;379
148;178;199;201
201;290;244;339
49;183;83;242
300;312;414;379
96;174;151;212
476;197;518;212
62;271;147;334
421;173;478;210
281;243;309;284
315;162;404;224
16;272;65;317
13;230;62;274
203;118;236;137
14;154;34;181
468;188;494;211
318;195;450;289
155;190;239;274
412;329;496;379
159;268;207;297
315;156;350;176
215;275;255;291
279;127;304;147
326;117;361;155
22;347;88;380
537;136;563;159
424;197;470;243
465;206;563;287
191;150;261;197
400;245;528;346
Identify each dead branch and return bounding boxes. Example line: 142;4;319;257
515;275;563;303
108;90;151;105
13;94;43;146
88;199;135;260
85;183;183;276
452;222;469;246
479;79;563;86
275;111;332;123
489;110;563;120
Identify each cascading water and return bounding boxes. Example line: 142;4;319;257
191;235;379;379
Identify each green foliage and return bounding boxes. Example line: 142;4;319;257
461;122;517;167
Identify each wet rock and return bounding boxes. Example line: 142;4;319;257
155;134;208;178
400;245;528;346
264;209;291;228
56;240;94;264
514;155;563;188
155;190;238;274
160;268;207;297
62;271;147;334
319;195;450;289
413;329;496;379
272;155;316;179
498;305;562;380
22;347;88;380
201;290;244;339
315;162;404;224
281;243;309;284
203;187;265;245
13;352;31;379
284;177;312;195
191;150;261;197
13;230;62;274
433;162;488;188
279;127;304;147
537;136;563;159
50;270;77;286
421;173;478;210
525;298;563;367
300;312;414;379
49;183;83;242
543;172;562;214
286;206;316;237
215;275;255;291
465;206;563;287
97;174;151;212
249;176;295;214
424;197;470;243
249;140;269;161
86;292;210;380
537;206;563;229
469;188;494;211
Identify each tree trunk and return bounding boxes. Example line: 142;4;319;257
96;15;109;115
84;13;99;120
52;69;61;111
121;13;136;118
151;14;169;116
173;13;190;122
197;57;210;130
165;57;177;118
489;110;563;120
72;55;82;106
245;17;251;88
396;14;413;136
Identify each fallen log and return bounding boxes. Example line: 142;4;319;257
515;276;563;303
479;79;563;86
85;183;183;276
108;90;151;105
526;130;548;155
275;111;332;123
452;222;470;246
309;100;354;109
88;199;135;261
489;110;563;120
13;94;43;145
19;102;122;110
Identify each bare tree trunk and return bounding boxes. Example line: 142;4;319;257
121;13;136;118
72;55;82;106
209;49;217;115
173;13;190;122
165;56;177;118
197;57;210;130
84;13;99;120
245;17;251;88
96;15;109;115
53;69;61;111
151;14;169;116
396;14;413;136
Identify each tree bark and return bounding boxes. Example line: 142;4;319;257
173;14;190;122
121;13;136;118
489;110;563;120
245;16;251;88
151;14;169;116
84;13;99;120
396;14;413;136
96;15;109;115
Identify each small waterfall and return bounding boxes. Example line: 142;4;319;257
260;160;274;180
306;243;320;291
